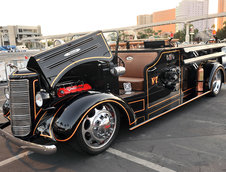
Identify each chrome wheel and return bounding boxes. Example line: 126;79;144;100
81;103;117;149
212;70;222;95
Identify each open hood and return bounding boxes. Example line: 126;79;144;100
27;31;113;88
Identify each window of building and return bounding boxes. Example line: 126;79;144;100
24;29;32;33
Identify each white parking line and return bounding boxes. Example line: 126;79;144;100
0;151;33;167
107;148;176;172
127;149;186;167
0;148;176;171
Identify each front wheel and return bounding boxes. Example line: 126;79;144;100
75;103;120;155
209;69;223;97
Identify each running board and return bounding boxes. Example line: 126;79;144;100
130;91;211;130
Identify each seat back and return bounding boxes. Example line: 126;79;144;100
118;52;158;78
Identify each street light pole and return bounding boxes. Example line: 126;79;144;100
185;23;190;43
0;32;2;46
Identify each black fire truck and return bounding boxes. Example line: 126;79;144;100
1;31;226;155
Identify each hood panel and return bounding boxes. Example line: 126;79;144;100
27;31;113;88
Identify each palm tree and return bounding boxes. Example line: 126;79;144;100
223;21;226;27
158;30;162;34
211;24;215;30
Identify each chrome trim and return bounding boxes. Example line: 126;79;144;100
0;129;57;155
183;52;226;64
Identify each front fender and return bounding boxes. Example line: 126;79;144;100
52;91;136;142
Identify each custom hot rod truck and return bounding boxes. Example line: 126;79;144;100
1;30;226;155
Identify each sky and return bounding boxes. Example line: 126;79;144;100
0;0;218;36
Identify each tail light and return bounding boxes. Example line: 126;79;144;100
57;84;92;97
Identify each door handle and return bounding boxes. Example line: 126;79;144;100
149;67;157;72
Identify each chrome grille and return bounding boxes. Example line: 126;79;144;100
10;79;31;137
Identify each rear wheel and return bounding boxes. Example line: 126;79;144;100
209;69;223;97
75;103;120;155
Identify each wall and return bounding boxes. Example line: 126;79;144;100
218;0;226;29
152;9;176;33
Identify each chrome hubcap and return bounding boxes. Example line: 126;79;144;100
82;103;116;149
212;70;222;95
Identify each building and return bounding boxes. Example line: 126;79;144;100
176;0;214;32
218;0;226;29
152;9;176;33
137;9;176;34
0;25;41;47
137;14;153;25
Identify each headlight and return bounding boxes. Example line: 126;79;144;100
4;88;9;99
36;92;43;107
35;90;50;107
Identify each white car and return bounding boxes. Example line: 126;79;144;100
16;46;28;52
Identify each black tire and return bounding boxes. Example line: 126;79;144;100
209;69;223;97
75;103;120;155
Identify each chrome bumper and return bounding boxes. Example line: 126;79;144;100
0;129;57;155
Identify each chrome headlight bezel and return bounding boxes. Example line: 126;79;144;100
36;92;43;107
4;88;9;100
35;90;50;107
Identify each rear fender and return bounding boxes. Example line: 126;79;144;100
52;92;136;142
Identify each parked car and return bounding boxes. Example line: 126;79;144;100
1;31;226;155
16;45;28;52
0;46;8;53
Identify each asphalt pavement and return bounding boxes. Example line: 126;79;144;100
0;84;226;172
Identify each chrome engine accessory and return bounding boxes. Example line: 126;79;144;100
161;66;180;91
110;66;126;76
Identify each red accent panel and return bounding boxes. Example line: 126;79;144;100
57;84;92;97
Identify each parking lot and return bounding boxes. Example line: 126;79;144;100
0;84;226;172
0;51;39;63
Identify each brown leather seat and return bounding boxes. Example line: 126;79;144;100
118;52;158;91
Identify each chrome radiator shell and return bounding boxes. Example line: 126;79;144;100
9;79;31;137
